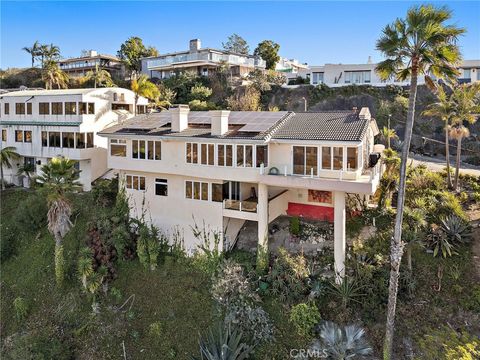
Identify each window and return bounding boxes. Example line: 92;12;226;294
312;72;324;85
80;102;95;115
344;70;371;84
186;142;199;164
4;103;9;115
110;139;127;157
86;133;94;148
2;129;7;142
49;132;61;147
42;131;48;146
125;175;145;190
62;132;75;148
186;181;208;201
15;103;25;115
333;147;343;170
236;145;254;167
65;102;77;115
15;130;23;142
39;102;50;115
217;144;233;166
212;183;223;202
52;102;63;115
132;140;146;159
293;146;317;175
236;145;244;166
24;131;32;143
322;147;331;169
145;140;161;160
76;133;85;148
80;102;87;114
154;141;161;160
27;103;32;115
347;147;358;170
463;68;471;79
200;144;215;165
88;103;95;114
155;178;168;196
256;145;268;167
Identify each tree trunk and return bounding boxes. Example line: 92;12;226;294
445;125;453;189
407;246;412;272
383;64;418;360
54;232;64;285
1;164;5;191
454;136;462;190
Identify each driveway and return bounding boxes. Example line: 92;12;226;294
408;154;480;176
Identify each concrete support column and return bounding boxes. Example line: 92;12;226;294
334;191;346;282
257;183;269;269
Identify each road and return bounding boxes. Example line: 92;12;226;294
408;154;480;176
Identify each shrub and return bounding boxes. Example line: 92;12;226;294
192;220;224;275
439;215;472;243
416;327;480;360
13;297;28;321
91;177;118;207
148;321;163;337
460;285;480;312
289;302;321;337
16;192;47;231
290;216;301;236
328;275;365;309
137;223;166;270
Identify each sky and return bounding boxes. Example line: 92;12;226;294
1;1;479;69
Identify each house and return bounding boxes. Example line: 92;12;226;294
57;50;124;79
98;106;382;276
141;39;266;80
0;88;148;190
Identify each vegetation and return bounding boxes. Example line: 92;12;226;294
84;64;116;88
0;146;20;190
253;40;280;70
130;74;160;115
222;33;249;55
289;302;321;337
117;36;158;79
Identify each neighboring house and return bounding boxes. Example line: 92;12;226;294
57;50;124;79
141;39;266;80
302;59;480;87
0;88;148;190
99;106;382;276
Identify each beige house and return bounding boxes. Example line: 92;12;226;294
99;106;382;276
0;88;147;190
57;50;124;79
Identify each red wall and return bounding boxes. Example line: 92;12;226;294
287;202;334;222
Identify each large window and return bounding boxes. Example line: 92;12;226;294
185;181;208;201
200;143;215;165
293;146;317;175
27;103;32;115
15;130;23;142
4;103;9;115
146;140;161;160
344;70;371;84
86;133;94;148
65;102;77;115
347;147;358;170
88;103;95;114
312;72;324;85
155;178;168;196
15;130;32;143
132;140;146;159
211;183;223;202
76;133;85;148
236;145;253;167
217;144;233;166
24;131;32;143
333;147;343;170
256;145;268;167
15;103;25;115
49;132;61;147
2;129;6;142
52;102;63;115
62;132;75;148
42;131;48;147
125;175;145;191
80;102;95;115
110;139;127;157
322;147;331;169
39;102;50;115
186;142;199;164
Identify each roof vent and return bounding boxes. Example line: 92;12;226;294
210;110;230;136
170;105;190;132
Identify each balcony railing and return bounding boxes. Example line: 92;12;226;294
223;199;258;213
147;52;266;69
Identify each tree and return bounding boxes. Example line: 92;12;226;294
449;83;480;190
253;40;280;70
222;34;249;55
36;157;82;285
43;44;61;62
422;85;456;188
130;74;160;115
0;146;20;190
22;41;40;68
375;5;464;358
42;60;69;90
379;126;399;149
84;64;116;88
117;37;158;79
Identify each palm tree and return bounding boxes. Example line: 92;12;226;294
84;64;115;88
423;85;456;188
379;126;399;149
22;40;40;67
375;5;464;358
43;43;61;62
17;162;36;188
450;83;480;190
42;60;69;90
130;75;159;115
0;146;20;190
36;157;82;285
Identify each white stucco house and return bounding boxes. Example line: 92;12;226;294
0;88;148;190
99;106;382;276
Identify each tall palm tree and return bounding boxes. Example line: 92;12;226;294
43;43;61;62
130;75;159;115
0;146;20;190
22;40;40;68
42;60;69;90
422;85;456;188
84;64;115;88
375;5;464;358
36;157;82;285
17;162;36;188
379;126;399;149
450;83;480;190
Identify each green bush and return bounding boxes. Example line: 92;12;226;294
148;321;163;337
460;285;480;312
290;217;301;236
289;302;321;337
416;327;480;360
16;192;47;231
13;297;28;321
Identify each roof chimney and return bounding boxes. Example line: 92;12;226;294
170;105;190;132
359;107;371;120
367;56;372;64
189;39;201;53
210;110;230;136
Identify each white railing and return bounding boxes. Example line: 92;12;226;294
147;52;266;69
261;164;362;181
223;199;258;213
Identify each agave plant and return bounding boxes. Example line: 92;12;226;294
194;322;253;360
328;276;365;309
310;321;372;359
427;228;457;258
440;215;472;243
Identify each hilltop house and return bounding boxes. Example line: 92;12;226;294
0;88;148;190
57;50;124;79
99;106;382;276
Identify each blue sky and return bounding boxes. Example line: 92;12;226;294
1;1;479;69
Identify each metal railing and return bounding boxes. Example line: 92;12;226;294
147;52;266;69
223;199;258;213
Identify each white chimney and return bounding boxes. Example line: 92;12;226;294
171;105;190;132
359;107;371;120
210;110;230;136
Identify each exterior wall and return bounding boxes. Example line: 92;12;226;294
458;60;480;83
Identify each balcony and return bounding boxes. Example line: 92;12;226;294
223;199;258;213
